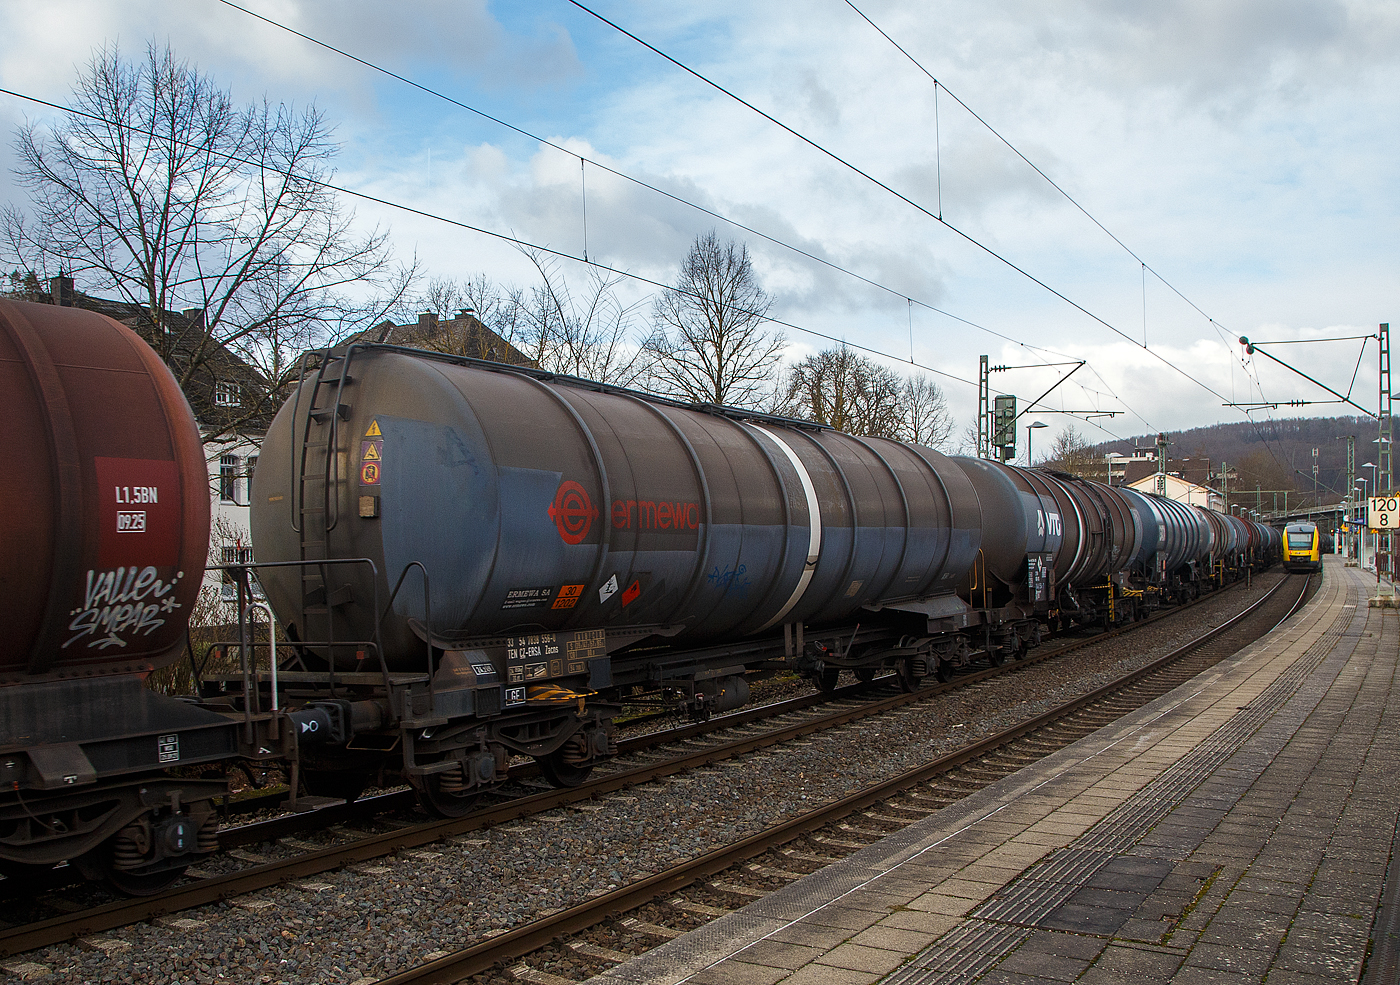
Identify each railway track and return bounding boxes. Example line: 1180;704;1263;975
375;571;1312;985
0;573;1292;961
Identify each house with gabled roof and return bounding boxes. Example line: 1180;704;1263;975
1127;472;1226;512
354;309;535;366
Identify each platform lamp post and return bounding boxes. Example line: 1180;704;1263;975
1026;421;1047;467
1356;479;1368;563
1359;473;1373;570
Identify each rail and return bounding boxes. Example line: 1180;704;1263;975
0;573;1302;959
373;572;1309;985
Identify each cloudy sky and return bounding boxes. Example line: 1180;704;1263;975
2;0;1396;455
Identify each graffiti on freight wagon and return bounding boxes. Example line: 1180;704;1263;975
64;566;185;649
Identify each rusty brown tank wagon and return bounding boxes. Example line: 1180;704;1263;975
0;300;237;893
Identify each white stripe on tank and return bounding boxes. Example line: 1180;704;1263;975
751;425;822;632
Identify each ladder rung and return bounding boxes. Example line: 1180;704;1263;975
310;403;351;423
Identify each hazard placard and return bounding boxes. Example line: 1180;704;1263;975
365;420;382;437
360;438;383;487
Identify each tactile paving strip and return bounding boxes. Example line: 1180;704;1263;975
885;920;1031;985
885;579;1363;985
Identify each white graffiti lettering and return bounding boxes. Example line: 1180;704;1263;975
64;567;183;649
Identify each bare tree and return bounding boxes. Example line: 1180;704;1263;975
784;346;898;436
1045;423;1107;480
901;376;955;448
955;421;982;457
784;345;953;446
417;276;476;324
2;42;414;447
644;231;783;407
518;249;649;386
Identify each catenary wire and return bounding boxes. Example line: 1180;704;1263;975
209;0;1144;438
0;84;986;396
224;0;1358;463
213;0;1038;359
842;0;1364;482
562;0;1235;411
842;0;1233;339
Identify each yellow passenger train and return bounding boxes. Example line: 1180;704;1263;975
1284;522;1322;572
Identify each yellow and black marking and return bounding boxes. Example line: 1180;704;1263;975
526;682;597;714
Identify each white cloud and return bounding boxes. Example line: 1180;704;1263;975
1;0;1395;444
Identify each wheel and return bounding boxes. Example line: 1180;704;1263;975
814;667;840;692
853;668;877;684
897;658;923;692
302;769;368;804
414;772;482;818
537;750;593;789
987;648;1008;667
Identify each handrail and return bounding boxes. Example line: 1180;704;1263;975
241;601;279;713
288;350;321;533
384;561;434;714
209;556;386;706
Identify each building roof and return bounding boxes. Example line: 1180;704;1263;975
1119;456;1218;488
352;311;535;367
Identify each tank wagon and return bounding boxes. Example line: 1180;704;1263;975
239;343;1280;815
949;459;1278;631
1;300;235;893
247;343;991;811
5;326;1282;891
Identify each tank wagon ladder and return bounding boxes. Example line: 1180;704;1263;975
289;348;358;666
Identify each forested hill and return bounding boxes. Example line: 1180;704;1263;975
1093;415;1380;504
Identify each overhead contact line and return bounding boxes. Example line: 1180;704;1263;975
562;0;1232;414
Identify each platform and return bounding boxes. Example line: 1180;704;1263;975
591;556;1400;985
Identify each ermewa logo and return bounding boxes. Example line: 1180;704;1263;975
548;480;598;545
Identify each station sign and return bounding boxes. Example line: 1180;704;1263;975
1369;496;1400;530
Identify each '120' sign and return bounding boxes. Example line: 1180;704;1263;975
1369;497;1400;530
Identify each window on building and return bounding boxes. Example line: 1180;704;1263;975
247;455;258;491
219;454;239;503
214;381;240;407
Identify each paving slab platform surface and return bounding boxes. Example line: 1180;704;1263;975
588;556;1400;985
